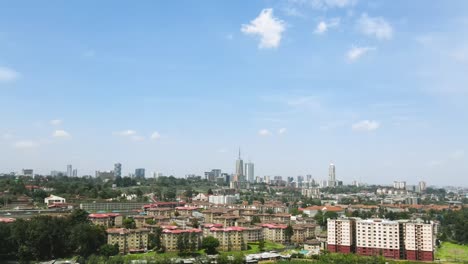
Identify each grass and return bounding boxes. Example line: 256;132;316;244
435;242;468;263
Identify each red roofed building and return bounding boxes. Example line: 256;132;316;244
89;213;123;227
0;217;16;223
208;226;248;251
261;224;287;243
161;228;202;251
107;228;149;254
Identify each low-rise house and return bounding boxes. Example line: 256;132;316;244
44;195;66;206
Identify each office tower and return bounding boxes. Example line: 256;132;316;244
328;163;336;187
96;170;115;181
244;162;254;183
205;169;221;182
114;163;122;178
67;165;72;177
235;148;244;182
72;169;78;177
135;168;145;178
394;181;406;190
418;181;427;193
22;169;34;177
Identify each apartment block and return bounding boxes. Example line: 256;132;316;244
107;228;149;254
261;224;287;244
161;229;202;252
402;220;434;261
356;219;401;259
207;226;248;251
327;218;355;254
89;213;123;227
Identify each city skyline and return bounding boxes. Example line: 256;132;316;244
0;1;467;185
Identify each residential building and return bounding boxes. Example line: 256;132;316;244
107;228;149;254
327;218;356;254
356;219;401;259
161;229;202;252
208;226;248;251
403;220;434;261
262;224;287;244
208;195;238;205
44;194;66;205
89;213;123;227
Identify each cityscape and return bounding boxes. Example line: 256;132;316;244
1;1;468;264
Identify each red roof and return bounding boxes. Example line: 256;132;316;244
210;226;245;232
0;217;16;223
163;228;202;234
261;223;288;229
203;223;223;228
89;213;121;218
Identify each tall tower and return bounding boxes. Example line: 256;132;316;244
67;165;73;177
235;148;244;182
245;162;254;183
114;163;122;178
328;163;336;187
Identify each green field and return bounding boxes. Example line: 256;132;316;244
435;242;468;263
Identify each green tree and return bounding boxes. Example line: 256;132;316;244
285;224;294;244
99;244;119;257
258;239;265;252
122;218;136;229
251;215;261;225
201;236;219;255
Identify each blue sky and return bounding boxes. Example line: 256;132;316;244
1;0;467;186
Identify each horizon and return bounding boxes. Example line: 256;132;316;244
1;1;467;186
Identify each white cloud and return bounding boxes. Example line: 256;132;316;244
258;129;272;136
347;46;375;62
50;119;62;126
352;120;380;131
115;130;137;136
0;66;20;82
150;131;161;140
241;8;286;49
14;140;39;149
52;130;71;138
314;18;340;34
357;13;393;40
278;128;287;135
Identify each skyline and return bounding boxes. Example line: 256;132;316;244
1;1;468;185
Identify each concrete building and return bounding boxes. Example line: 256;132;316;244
72;169;78;177
114;163;122;178
208;195;238;205
89;213;123;227
207;226;248;251
327;218;355;254
205;169;221;182
161;228;202;252
67;165;73;177
44;194;66;205
262;224;287;244
393;181;407;190
135;168;145;178
328;163;336;187
245;162;254;183
356;219;401;259
107;228;149;254
22;169;34;177
235;148;244;182
96;170;115;181
403;220;434;261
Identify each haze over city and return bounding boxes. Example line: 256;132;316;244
1;1;467;185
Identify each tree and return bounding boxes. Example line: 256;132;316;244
266;208;274;214
258;239;265;252
285;224;294;244
202;236;219;255
99;244;119;257
69;209;90;225
122;218;136;229
207;188;214;195
251;215;261;225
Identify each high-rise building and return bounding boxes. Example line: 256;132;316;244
235;148;244;182
244;162;254;183
72;169;78;177
328;163;336;187
67;165;73;177
135;168;145;178
394;181;406;190
327;218;356;253
22;169;34;177
418;181;427;193
114;163;122;178
205;169;221;182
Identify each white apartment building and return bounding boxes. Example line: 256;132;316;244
327;218;355;253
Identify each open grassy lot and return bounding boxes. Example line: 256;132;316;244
435;242;468;263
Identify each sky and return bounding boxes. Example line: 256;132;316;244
0;0;467;186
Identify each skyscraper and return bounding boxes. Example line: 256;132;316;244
244;162;254;183
114;163;122;178
235;148;244;182
328;163;336;187
135;168;145;178
67;165;72;177
72;169;78;177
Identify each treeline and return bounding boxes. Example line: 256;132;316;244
438;208;468;244
0;210;111;262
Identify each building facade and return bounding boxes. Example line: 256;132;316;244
107;228;149;254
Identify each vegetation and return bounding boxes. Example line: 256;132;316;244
0;209;106;261
201;236;220;255
438;208;468;244
435;242;468;263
